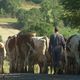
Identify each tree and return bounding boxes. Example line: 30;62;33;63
17;8;53;36
61;0;80;11
60;0;80;27
0;0;22;17
41;0;64;27
16;9;26;27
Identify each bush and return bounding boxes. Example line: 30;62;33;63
22;22;53;36
31;0;42;4
59;27;79;38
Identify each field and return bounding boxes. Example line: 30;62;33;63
0;18;20;43
0;18;17;23
20;1;40;10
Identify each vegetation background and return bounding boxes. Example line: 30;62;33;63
0;0;80;38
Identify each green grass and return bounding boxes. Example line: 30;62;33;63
3;59;9;73
0;18;17;23
3;60;53;74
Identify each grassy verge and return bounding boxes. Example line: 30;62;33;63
0;18;17;23
3;59;9;73
3;60;53;74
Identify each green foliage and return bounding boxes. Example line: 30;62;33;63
41;0;54;24
41;0;64;27
22;22;53;36
61;0;80;11
0;35;2;42
16;0;80;36
16;9;26;27
0;0;23;17
60;0;80;27
59;27;79;37
31;0;42;4
19;8;53;36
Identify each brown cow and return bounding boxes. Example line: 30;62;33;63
17;33;35;73
5;32;35;73
5;35;18;73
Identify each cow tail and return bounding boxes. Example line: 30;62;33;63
14;36;19;71
64;49;68;73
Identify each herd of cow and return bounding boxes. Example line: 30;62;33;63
0;32;80;74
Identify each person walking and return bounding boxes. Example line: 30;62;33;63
49;27;66;74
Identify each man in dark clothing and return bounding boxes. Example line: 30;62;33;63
49;27;66;74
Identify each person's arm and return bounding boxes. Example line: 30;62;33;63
61;35;67;66
48;35;52;54
61;35;66;50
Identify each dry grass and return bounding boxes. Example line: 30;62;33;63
20;1;40;10
0;18;19;42
0;18;17;23
0;27;20;43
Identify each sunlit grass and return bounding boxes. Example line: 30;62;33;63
0;18;17;23
3;59;9;73
3;60;53;74
34;64;40;74
20;1;40;10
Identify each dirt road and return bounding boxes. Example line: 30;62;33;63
0;23;20;43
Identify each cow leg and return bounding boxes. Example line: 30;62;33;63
39;62;47;74
0;64;3;73
28;64;34;73
24;66;27;73
10;60;15;73
1;60;4;73
39;64;42;73
19;59;24;73
38;55;48;74
10;64;14;73
0;57;3;73
49;64;53;74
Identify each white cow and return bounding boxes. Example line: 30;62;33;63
27;36;51;73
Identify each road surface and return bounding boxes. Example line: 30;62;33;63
0;73;80;80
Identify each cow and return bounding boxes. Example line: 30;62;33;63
66;34;80;74
5;35;18;73
5;32;36;73
0;42;6;73
16;32;52;73
16;33;35;73
27;36;52;73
